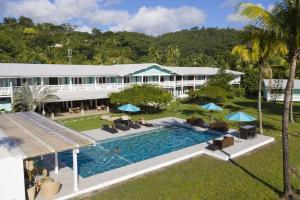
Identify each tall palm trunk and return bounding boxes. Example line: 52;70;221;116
258;67;263;134
289;82;295;123
282;53;298;199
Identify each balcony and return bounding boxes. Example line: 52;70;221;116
0;80;212;97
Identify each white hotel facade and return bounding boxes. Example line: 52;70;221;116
0;63;244;112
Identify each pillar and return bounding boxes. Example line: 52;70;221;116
181;76;184;95
9;81;13;105
69;77;73;90
193;76;196;90
73;148;79;192
122;76;125;90
70;101;73;108
42;104;46;115
94;77;97;89
54;152;59;174
173;75;176;97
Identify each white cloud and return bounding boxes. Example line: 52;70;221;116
2;1;206;35
76;25;93;34
220;0;240;8
85;9;129;25
267;4;275;12
110;6;206;36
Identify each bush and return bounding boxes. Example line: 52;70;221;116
188;85;227;103
231;87;245;97
110;84;173;110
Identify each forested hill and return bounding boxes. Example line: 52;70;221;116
0;16;242;70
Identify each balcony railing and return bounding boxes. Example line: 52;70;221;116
0;79;238;96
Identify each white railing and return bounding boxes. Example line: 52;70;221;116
0;80;211;96
0;87;12;96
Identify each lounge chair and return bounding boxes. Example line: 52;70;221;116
209;121;229;132
213;136;234;149
128;120;141;129
102;124;118;134
115;121;130;131
186;117;209;128
137;118;153;127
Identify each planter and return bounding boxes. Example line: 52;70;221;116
41;181;61;199
27;185;36;200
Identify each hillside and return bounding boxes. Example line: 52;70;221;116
0;16;242;69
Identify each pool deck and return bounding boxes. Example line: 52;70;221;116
37;117;275;200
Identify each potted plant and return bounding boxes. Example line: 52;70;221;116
25;160;36;200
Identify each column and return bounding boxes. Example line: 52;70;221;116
173;75;176;97
90;99;93;107
95;99;98;108
158;75;161;86
141;76;144;84
42;104;46;115
94;77;97;89
9;81;13;105
181;76;184;95
69;77;73;90
66;101;69;109
73;148;79;192
193;76;196;90
54;152;59;174
122;76;125;90
70;101;73;108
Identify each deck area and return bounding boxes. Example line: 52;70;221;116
36;117;275;200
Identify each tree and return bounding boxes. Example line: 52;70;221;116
239;1;300;198
188;85;227;103
241;67;259;96
110;84;173;110
206;68;234;91
13;83;59;112
148;46;162;64
232;28;288;134
166;45;180;66
18;16;34;27
3;17;17;25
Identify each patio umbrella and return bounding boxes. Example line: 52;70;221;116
118;104;140;125
225;112;256;122
226;112;256;140
200;103;223;121
118;104;140;113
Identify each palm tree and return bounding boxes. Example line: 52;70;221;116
239;1;300;198
13;82;59;112
232;28;288;134
166;45;180;66
148;46;162;64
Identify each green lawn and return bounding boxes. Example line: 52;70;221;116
59;98;300;200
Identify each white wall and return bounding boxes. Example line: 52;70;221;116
0;157;25;200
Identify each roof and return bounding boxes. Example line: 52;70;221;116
0;63;244;77
0;112;95;159
52;88;120;102
263;79;300;89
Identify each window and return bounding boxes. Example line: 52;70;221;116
195;76;205;80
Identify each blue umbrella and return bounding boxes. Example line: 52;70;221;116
201;103;223;111
226;112;256;122
118;104;140;113
201;103;223;121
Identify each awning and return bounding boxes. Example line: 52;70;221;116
0;112;95;159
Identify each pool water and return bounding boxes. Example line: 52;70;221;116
59;126;219;178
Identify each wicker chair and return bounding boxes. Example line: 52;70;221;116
186;117;206;127
209;121;229;132
213;136;234;149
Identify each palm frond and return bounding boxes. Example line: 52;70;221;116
239;3;283;36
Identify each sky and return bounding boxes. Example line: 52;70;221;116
0;0;275;35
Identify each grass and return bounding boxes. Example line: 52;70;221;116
59;97;300;200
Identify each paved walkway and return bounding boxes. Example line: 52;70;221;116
36;117;275;200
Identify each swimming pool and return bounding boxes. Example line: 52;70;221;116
59;126;219;178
